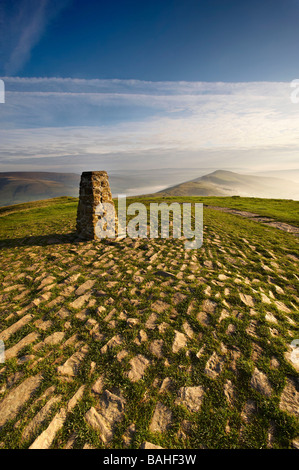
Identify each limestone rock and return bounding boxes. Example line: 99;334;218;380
29;408;67;449
134;329;148;345
34;331;65;351
69;293;91;309
83;443;96;449
149;402;173;433
202;299;217;314
250;368;272;397
265;312;277;324
140;441;164;449
34;319;52;331
175;386;205;412
284;342;299;373
149;339;164;358
44;331;65;346
75;280;95;296
182;321;194;339
279;378;299;417
274;301;291;313
152;300;170;313
101;335;123;354
57;345;89;376
172;330;187;353
204;352;224;379
197;311;210;326
239;293;255;307
241;399;257;423
224;380;236;406
260;292;271;304
22;395;61;441
145;313;158;329
0;374;43;428
63;433;77;449
127;355;150;382
172;292;187;305
38;276;56;290
122;423;136;446
116;350;128;362
67;385;85;412
158;322;169;333
91;376;105;395
159;377;173;394
0;314;33;342
292;438;299;449
85;390;126;443
127;317;139;327
5;332;39;360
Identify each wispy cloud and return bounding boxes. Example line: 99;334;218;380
0;77;298;174
1;0;70;75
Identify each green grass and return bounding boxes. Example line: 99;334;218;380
134;195;299;227
0;197;78;242
0;196;77;215
0;195;298;449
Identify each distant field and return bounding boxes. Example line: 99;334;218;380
134;196;299;227
0;196;298;247
0;196;298;243
1;195;298;223
0;194;297;241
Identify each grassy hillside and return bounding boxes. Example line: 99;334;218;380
0;196;298;449
0;172;80;206
149;180;229;197
152;170;299;200
133;196;299;227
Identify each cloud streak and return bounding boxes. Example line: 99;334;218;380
0;77;298;174
1;0;70;75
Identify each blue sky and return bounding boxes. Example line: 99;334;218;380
0;0;299;184
2;0;299;81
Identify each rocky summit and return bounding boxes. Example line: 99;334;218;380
0;196;298;449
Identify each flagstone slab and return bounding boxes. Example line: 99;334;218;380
175;386;205;413
5;332;39;360
172;330;187;353
0;314;33;342
279;378;299;417
127;355;150;382
250;368;272;397
0;374;43;428
149;402;173;433
204;352;225;379
85;390;126;444
57;345;89;376
22;395;61;442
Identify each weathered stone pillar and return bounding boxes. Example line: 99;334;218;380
76;171;116;240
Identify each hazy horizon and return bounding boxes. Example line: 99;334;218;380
1;167;298;201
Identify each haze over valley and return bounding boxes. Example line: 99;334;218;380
0;168;298;206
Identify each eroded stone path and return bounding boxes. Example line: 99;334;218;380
0;212;298;449
205;205;299;236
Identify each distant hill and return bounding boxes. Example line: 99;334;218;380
0;172;80;206
149;170;299;200
1;169;298;206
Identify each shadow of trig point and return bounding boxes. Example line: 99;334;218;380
76;171;117;240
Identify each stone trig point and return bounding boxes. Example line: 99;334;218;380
76;171;116;240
